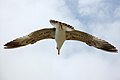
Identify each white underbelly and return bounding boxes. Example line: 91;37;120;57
55;29;66;48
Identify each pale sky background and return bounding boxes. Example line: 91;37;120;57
0;0;120;80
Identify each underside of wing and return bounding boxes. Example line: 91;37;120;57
66;30;118;53
4;28;55;49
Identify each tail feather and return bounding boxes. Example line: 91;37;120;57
50;20;75;31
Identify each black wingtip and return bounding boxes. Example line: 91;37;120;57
4;41;22;49
105;48;118;53
100;45;118;53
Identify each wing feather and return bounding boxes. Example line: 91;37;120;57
66;30;118;53
50;20;74;31
4;28;55;49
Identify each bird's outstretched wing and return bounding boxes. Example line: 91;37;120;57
4;28;55;49
66;30;118;53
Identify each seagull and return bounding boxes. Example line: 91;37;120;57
4;20;118;55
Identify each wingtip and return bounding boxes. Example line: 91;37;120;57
4;41;22;49
4;46;9;49
109;48;118;53
4;45;17;49
4;43;11;49
110;48;118;52
102;47;118;54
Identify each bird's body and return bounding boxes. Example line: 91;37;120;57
4;19;118;55
50;20;74;55
55;27;66;55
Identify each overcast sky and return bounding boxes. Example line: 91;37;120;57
0;0;120;80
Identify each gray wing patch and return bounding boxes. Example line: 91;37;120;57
4;28;55;49
66;30;118;53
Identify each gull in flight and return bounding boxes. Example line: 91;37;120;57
4;20;118;55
